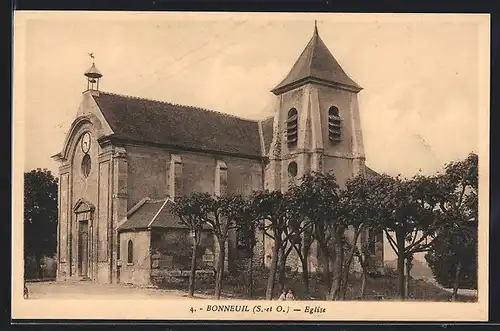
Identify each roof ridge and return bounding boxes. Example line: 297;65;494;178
98;91;261;123
307;30;317;78
259;114;275;122
146;198;169;204
147;198;170;228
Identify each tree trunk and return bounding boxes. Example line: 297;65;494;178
318;242;331;289
405;259;411;298
339;266;350;300
265;240;280;300
277;247;286;294
452;260;462;302
328;236;344;301
277;245;293;294
300;257;310;299
248;256;254;299
188;238;199;298
354;248;369;298
396;230;406;300
340;246;357;300
360;269;367;298
214;241;226;300
36;254;42;279
339;230;360;300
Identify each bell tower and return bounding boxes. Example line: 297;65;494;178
265;22;366;191
84;53;103;94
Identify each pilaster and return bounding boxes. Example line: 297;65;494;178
111;146;128;283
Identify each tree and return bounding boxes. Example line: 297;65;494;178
354;238;378;298
247;190;284;299
295;172;344;300
235;200;258;298
336;174;381;300
425;222;477;300
373;173;443;300
24;169;58;279
248;190;306;299
282;185;315;298
425;153;478;301
205;194;247;299
171;193;212;297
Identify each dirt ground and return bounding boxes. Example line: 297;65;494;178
24;280;213;300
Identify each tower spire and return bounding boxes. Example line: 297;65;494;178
271;23;361;95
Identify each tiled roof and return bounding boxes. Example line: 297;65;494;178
365;166;380;178
93;92;263;158
271;26;361;94
260;116;274;155
119;198;212;232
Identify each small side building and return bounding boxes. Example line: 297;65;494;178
117;197;218;286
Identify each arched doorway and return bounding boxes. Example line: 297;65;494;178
73;199;95;280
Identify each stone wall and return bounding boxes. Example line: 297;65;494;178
125;145;264;272
150;228;216;283
117;230;151;285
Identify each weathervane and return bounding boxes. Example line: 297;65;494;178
88;52;95;64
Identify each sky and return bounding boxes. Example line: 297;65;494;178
14;12;488;262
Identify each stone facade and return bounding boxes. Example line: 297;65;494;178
52;25;384;286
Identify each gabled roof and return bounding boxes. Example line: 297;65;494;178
271;25;362;95
119;198;183;231
118;198;212;232
365;165;380;178
93;92;263;158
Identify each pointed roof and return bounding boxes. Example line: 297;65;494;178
271;23;362;95
84;63;102;79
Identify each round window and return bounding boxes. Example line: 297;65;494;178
81;154;92;177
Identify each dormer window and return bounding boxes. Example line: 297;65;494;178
328;106;341;141
287;108;298;146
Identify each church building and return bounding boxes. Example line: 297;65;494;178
52;24;384;285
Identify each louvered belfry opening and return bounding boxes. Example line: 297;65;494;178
287;108;298;146
328;106;341;141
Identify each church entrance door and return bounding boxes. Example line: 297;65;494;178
78;220;89;278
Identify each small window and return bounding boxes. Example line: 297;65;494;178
328;106;341;141
288;161;298;177
81;154;92;177
287;108;298;146
127;240;133;264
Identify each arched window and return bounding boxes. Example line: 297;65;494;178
286;108;298;146
288;161;298;178
81;154;92;177
287;161;298;189
328;106;341;141
127;240;133;264
214;160;228;197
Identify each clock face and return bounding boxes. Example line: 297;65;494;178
81;132;91;154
